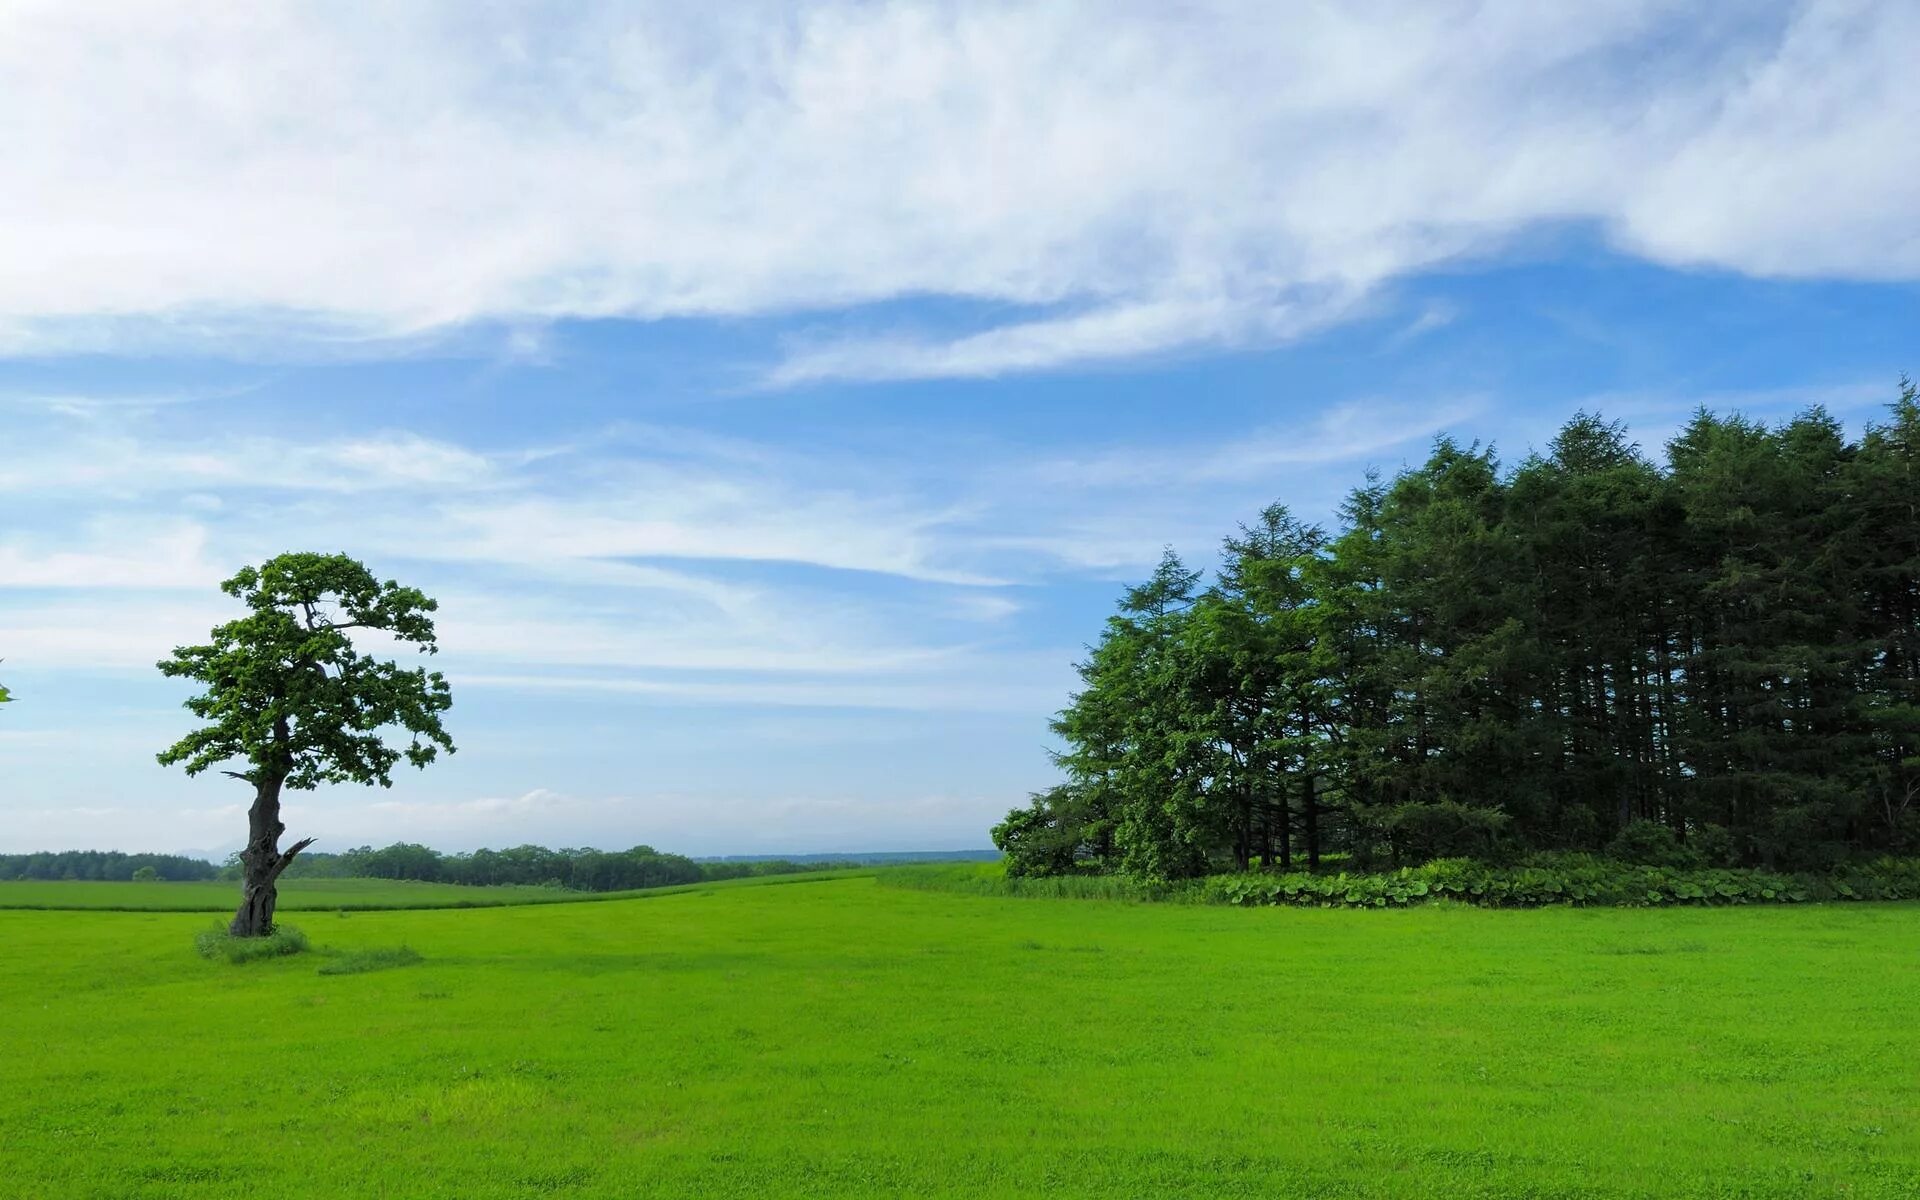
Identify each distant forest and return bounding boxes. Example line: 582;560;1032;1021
0;851;219;882
0;845;837;890
997;384;1920;880
282;843;838;890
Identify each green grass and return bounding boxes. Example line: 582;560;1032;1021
194;923;310;963
0;870;870;912
3;876;1918;1198
881;860;1181;900
315;944;422;976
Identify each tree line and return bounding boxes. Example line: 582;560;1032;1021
0;850;219;882
996;384;1920;880
0;844;838;891
268;842;836;891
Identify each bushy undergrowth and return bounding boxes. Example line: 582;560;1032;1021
315;945;422;976
193;925;310;963
892;856;1920;909
1205;854;1920;909
881;863;1187;902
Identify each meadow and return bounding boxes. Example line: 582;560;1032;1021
4;874;1918;1198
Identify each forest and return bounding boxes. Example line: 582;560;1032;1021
996;384;1920;881
273;842;833;890
0;850;219;883
0;844;832;891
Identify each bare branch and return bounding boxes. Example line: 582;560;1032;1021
265;836;318;886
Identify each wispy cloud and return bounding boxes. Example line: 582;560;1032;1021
1025;397;1486;489
764;291;1358;385
0;429;498;496
0;3;1914;376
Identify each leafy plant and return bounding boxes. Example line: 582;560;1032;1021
1606;821;1696;867
1202;856;1920;910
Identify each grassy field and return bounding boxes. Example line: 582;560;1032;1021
4;875;1917;1198
0;871;867;912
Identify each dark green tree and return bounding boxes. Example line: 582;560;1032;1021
1007;381;1920;881
157;553;455;936
1216;504;1328;868
1848;379;1920;847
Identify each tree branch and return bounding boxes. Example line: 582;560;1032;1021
220;769;258;785
265;837;318;886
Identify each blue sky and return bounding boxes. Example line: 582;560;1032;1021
2;2;1917;856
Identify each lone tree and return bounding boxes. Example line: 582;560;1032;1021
158;553;454;937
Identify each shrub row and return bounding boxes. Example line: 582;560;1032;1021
1203;855;1920;909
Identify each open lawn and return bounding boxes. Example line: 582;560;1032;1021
0;871;867;912
3;875;1917;1198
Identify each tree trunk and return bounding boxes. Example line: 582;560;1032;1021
1303;773;1321;869
229;774;313;937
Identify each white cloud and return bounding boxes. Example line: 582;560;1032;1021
1615;1;1920;277
0;521;224;589
350;788;1003;853
0;597;233;668
0;420;1037;690
1026;397;1487;490
453;666;1067;714
0;2;1913;376
765;291;1354;385
0;429;496;496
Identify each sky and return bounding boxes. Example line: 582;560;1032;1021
2;1;1918;857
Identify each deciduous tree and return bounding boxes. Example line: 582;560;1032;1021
157;553;454;936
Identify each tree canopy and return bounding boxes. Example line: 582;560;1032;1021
998;383;1920;880
157;554;454;790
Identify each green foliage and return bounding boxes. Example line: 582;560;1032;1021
315;945;422;975
881;862;1179;902
1205;855;1920;909
331;841;709;890
194;924;309;963
1685;823;1741;868
1607;820;1695;867
1013;384;1920;881
130;866;160;883
1354;801;1512;867
0;850;220;882
992;785;1102;877
156;552;454;790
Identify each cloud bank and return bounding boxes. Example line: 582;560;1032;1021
2;1;1915;377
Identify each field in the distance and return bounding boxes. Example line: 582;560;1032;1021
0;871;865;911
4;875;1917;1199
